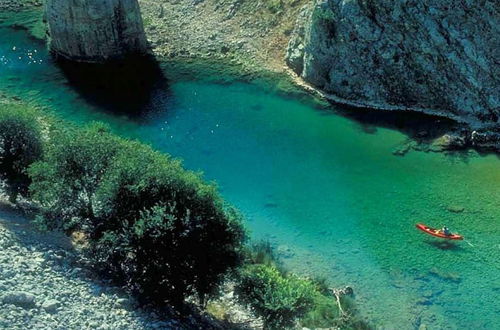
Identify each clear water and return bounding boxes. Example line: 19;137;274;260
1;20;499;329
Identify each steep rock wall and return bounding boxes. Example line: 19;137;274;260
46;0;148;63
287;0;500;137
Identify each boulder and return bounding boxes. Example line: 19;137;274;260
41;299;60;313
2;291;36;309
45;0;149;63
430;134;467;151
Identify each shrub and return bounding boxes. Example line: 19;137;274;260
29;122;122;230
300;293;341;329
245;240;281;268
235;264;316;329
0;104;43;201
93;140;246;305
29;122;246;306
266;0;284;14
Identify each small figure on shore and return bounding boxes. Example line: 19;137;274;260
441;226;451;236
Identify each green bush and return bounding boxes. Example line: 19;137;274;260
266;0;284;13
0;104;43;201
29;122;122;230
235;264;316;329
29;122;246;306
92;140;246;305
245;240;282;269
300;293;341;328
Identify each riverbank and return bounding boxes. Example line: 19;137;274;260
0;93;365;329
0;199;186;329
2;1;498;151
139;0;308;74
0;94;261;329
1;5;499;329
140;0;499;151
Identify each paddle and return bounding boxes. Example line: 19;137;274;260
463;239;474;247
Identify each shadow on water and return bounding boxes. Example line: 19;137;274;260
424;239;465;251
329;103;459;141
56;55;170;121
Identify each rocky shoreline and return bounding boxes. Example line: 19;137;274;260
0;0;42;11
0;191;265;329
286;67;500;152
138;0;500;152
0;200;185;329
2;0;498;151
138;0;309;75
285;0;499;151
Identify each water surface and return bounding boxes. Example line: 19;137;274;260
1;20;499;329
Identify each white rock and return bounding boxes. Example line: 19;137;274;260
41;299;60;313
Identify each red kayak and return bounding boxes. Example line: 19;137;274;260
415;223;463;240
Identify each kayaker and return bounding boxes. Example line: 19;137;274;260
441;226;451;236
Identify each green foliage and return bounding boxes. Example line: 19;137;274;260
29;122;122;230
29;122;246;306
301;293;341;328
245;240;282;269
235;264;316;329
302;290;373;330
0;104;43;201
266;0;284;14
241;242;372;329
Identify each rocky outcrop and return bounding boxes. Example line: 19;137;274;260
45;0;148;63
287;0;500;147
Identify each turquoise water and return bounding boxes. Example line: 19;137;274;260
1;22;500;329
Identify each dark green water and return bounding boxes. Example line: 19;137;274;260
1;20;499;329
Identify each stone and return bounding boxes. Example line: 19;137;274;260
287;0;500;150
2;292;36;309
431;134;467;151
446;205;465;213
471;130;500;150
392;143;412;157
45;0;149;63
115;298;128;307
41;299;60;313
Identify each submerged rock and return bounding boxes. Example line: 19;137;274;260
45;0;148;63
287;0;500;149
446;205;465;214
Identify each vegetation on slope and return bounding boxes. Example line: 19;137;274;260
238;242;372;329
0;103;43;202
0;100;370;328
1;102;246;309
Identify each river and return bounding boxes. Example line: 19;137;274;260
1;13;499;329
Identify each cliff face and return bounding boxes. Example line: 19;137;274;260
45;0;148;63
287;0;500;135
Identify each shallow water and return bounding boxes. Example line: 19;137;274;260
1;20;499;329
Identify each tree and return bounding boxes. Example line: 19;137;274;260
235;264;316;329
29;121;246;306
29;122;122;231
92;141;246;305
0;104;43;202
